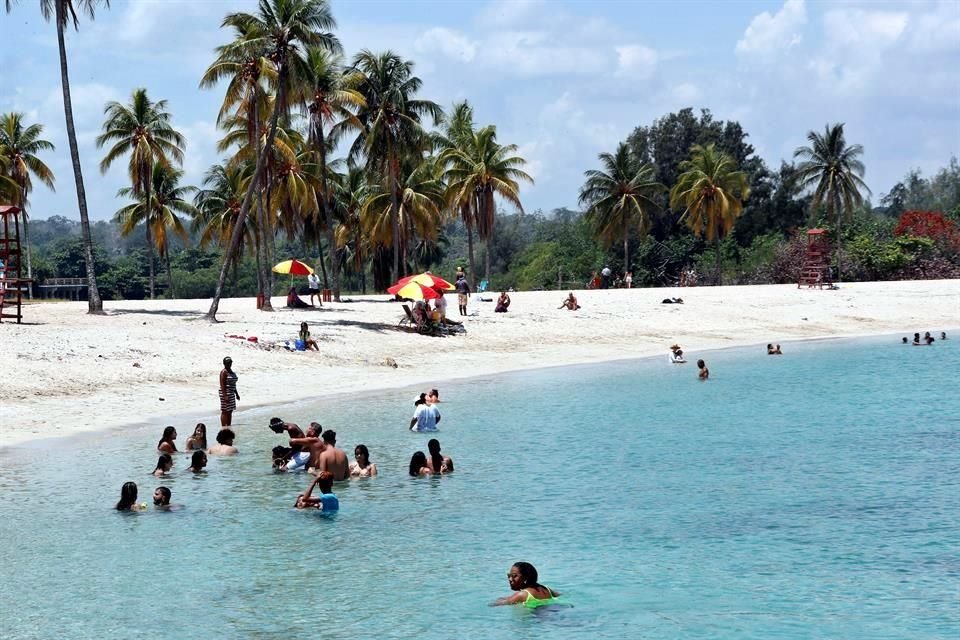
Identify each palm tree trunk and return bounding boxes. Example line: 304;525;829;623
254;106;274;312
466;226;476;291
715;236;722;286
834;199;843;282
317;128;340;302
21;187;32;299
165;251;175;298
56;3;103;314
389;153;401;284
145;176;155;299
623;229;629;273
317;235;329;286
206;66;288;321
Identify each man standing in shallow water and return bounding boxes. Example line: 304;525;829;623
315;430;350;480
411;396;441;432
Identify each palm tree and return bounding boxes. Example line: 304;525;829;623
97;88;185;299
332;164;370;293
793;123;870;281
578;143;664;271
298;46;364;301
442;124;532;283
203;0;339;321
115;165;196;297
670;143;749;285
4;0;108;313
193;162;256;266
0;112;56;298
349;49;443;284
435;101;478;286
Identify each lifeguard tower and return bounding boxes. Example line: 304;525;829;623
797;228;833;289
0;204;29;323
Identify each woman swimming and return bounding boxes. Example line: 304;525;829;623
427;439;454;474
116;482;146;512
186;450;207;473
185;423;207;451
491;562;561;608
697;359;710;380
157;426;178;454
350;444;378;477
408;451;432;477
152;454;173;477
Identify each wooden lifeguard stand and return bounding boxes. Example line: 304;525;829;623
0;204;29;323
798;228;833;289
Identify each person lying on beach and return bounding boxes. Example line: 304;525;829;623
495;291;511;313
286;286;312;309
427;438;454;474
185;423;207;451
152;454;173;477
295;472;339;511
208;428;237;456
350;444;378;477
116;482;147;512
157;426;178;454
299;322;320;351
153;487;172;510
661;297;684;304
409;451;433;477
491;562;561;608
558;293;580;310
697;359;710;380
186;450;207;473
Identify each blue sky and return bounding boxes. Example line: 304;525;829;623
2;0;958;222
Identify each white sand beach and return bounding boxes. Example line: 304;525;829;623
1;280;957;448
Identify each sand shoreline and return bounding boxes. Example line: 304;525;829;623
1;280;957;450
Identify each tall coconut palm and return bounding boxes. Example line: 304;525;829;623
193;162;256;264
97;88;185;299
793;123;870;281
670;143;749;285
203;0;339;320
435;101;478;286
578;143;663;271
4;0;108;313
0;112;56;298
348;49;443;284
115;165;196;297
442;125;532;282
332;164;370;293
298;46;364;301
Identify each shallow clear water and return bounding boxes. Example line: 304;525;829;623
1;336;958;639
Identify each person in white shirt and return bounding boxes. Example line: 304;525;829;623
410;401;441;432
307;272;321;306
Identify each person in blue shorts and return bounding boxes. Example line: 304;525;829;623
295;471;339;511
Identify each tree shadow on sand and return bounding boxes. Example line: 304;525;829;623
107;308;206;318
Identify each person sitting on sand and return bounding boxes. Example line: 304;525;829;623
495;291;511;313
697;359;710;380
185;423;207;451
153;487;173;510
427;438;454;474
924;331;935;345
350;444;378;477
157;426;178;454
152;454;173;477
186;450;207;473
208;428;237;456
661;297;684;304
286;286;312;309
558;292;580;311
299;322;320;351
116;482;147;512
492;562;561;608
294;472;339;511
409;451;433;477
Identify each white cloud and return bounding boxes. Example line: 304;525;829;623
615;45;657;79
477;0;548;28
736;0;806;55
823;8;908;48
414;27;477;63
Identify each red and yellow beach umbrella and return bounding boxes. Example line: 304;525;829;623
271;259;315;276
395;272;455;291
387;280;442;301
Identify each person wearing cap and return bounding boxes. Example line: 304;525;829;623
219;357;239;427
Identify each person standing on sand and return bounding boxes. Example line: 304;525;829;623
219;357;239;427
697;359;710;380
307;271;321;306
455;275;470;316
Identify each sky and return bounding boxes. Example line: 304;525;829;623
1;0;959;222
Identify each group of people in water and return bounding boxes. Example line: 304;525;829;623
903;331;947;345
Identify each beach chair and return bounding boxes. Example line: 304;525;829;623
398;303;416;328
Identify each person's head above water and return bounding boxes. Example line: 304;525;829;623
153;486;171;506
321;430;336;445
409;451;428;476
902;337;908;343
354;444;370;462
415;393;427;407
427;439;441;456
158;426;177;444
189;450;207;471
507;561;543;591
116;482;139;511
697;359;706;368
216;428;235;446
942;332;947;340
154;454;173;474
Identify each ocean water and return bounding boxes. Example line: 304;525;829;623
0;335;958;639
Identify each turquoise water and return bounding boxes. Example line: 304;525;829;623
1;336;958;639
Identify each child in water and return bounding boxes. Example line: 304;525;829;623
294;472;339;511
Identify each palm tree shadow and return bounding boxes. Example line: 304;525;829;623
107;308;205;318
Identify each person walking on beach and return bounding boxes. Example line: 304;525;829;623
219;357;239;427
455;275;470;316
307;271;321;306
697;359;710;380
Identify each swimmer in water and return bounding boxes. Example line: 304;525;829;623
157;426;178;454
185;423;207;451
294;471;339;511
697;359;709;380
116;481;147;511
186;450;207;473
409;451;432;477
491;562;561;608
152;454;173;477
153;487;172;510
